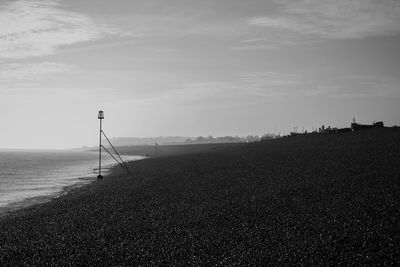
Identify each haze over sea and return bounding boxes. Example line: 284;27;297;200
0;150;141;216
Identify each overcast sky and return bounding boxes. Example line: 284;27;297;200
1;0;399;149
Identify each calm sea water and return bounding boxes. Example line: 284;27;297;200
0;150;142;215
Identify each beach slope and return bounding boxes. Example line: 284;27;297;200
0;128;399;265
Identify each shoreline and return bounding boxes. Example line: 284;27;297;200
0;128;399;265
0;176;96;218
0;155;145;219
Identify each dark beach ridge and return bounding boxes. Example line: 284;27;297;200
0;128;399;265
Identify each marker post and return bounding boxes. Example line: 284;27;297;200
98;110;104;179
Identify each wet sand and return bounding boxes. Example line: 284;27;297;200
0;128;399;265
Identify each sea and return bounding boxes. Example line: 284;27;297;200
0;149;142;216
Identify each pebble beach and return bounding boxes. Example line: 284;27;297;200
0;128;399;265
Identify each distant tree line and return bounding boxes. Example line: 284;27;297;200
103;134;281;147
184;134;280;144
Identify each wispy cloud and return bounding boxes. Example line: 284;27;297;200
242;71;400;98
145;47;178;53
239;72;310;97
161;72;400;106
311;75;400;97
148;73;306;109
0;62;76;93
0;0;123;59
0;62;75;82
154;82;239;105
245;0;400;47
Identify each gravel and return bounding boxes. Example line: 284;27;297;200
0;128;399;265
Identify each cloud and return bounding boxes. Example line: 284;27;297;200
0;0;122;59
154;82;238;104
168;73;307;103
148;73;306;109
239;72;309;97
0;62;75;89
154;71;399;109
145;47;178;53
247;0;400;44
311;75;400;97
238;72;399;99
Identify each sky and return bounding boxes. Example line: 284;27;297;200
1;0;399;149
